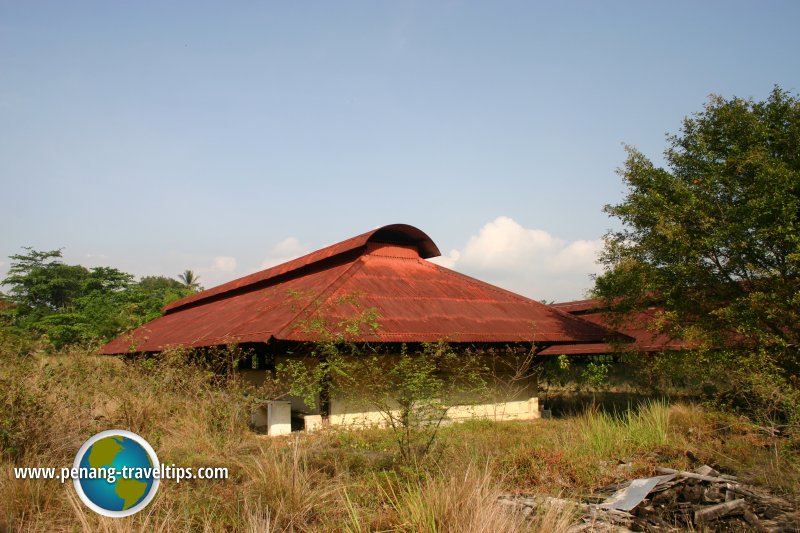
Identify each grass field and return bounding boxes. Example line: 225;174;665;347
2;343;798;532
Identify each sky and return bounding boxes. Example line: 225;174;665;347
1;1;799;302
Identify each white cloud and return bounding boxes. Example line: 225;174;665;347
261;237;308;269
550;239;604;274
457;216;557;271
430;249;460;269
195;255;238;288
428;216;603;302
212;256;237;273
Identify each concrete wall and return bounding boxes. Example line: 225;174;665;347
328;396;539;428
251;400;292;436
246;352;540;435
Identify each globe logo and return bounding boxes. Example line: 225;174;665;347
72;430;160;517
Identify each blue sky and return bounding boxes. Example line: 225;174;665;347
2;1;798;301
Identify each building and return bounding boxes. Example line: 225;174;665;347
101;224;618;434
538;298;691;357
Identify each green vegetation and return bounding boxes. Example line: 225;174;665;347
0;248;195;348
277;291;493;463
2;342;798;531
280;341;492;463
177;269;203;291
576;400;670;458
595;86;800;427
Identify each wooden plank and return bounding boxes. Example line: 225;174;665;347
742;509;769;533
655;467;738;484
694;499;748;523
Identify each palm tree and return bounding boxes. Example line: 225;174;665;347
178;270;202;292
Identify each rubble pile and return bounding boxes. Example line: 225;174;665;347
499;465;799;532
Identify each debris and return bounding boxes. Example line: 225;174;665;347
655;466;737;483
694;464;720;477
742;508;768;532
694;499;748;523
500;464;800;532
599;474;676;511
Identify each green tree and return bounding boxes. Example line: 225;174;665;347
595;86;800;422
178;270;202;292
138;275;187;293
2;248;89;312
128;276;192;322
1;249;193;347
45;266;135;346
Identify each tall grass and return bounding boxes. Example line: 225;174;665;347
236;437;342;530
382;465;527;533
1;338;797;531
577;399;670;458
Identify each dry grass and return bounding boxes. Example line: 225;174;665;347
1;342;798;531
380;465;529;533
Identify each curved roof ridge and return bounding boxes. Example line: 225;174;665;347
164;224;440;314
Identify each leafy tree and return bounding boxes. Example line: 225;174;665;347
138;275;186;293
2;248;89;312
178;270;202;292
127;276;192;323
276;291;490;463
1;249;192;347
83;266;134;293
595;86;800;422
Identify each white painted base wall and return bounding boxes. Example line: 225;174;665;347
329;396;540;428
246;353;540;435
253;396;539;435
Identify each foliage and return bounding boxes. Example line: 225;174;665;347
277;290;491;463
595;86;800;425
629;348;800;427
580;361;610;390
135;276;191;316
2;337;799;530
535;355;615;403
1;248;193;347
335;342;490;463
177;269;203;292
2;248;89;312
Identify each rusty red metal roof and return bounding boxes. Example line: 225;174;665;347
548;298;600;314
101;225;618;354
538;299;691;356
163;224;441;314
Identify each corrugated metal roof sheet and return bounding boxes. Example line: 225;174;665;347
549;298;600;314
101;225;618;354
164;224;440;314
538;299;690;356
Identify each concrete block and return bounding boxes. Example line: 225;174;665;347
303;414;323;432
251;404;270;431
267;400;292;436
